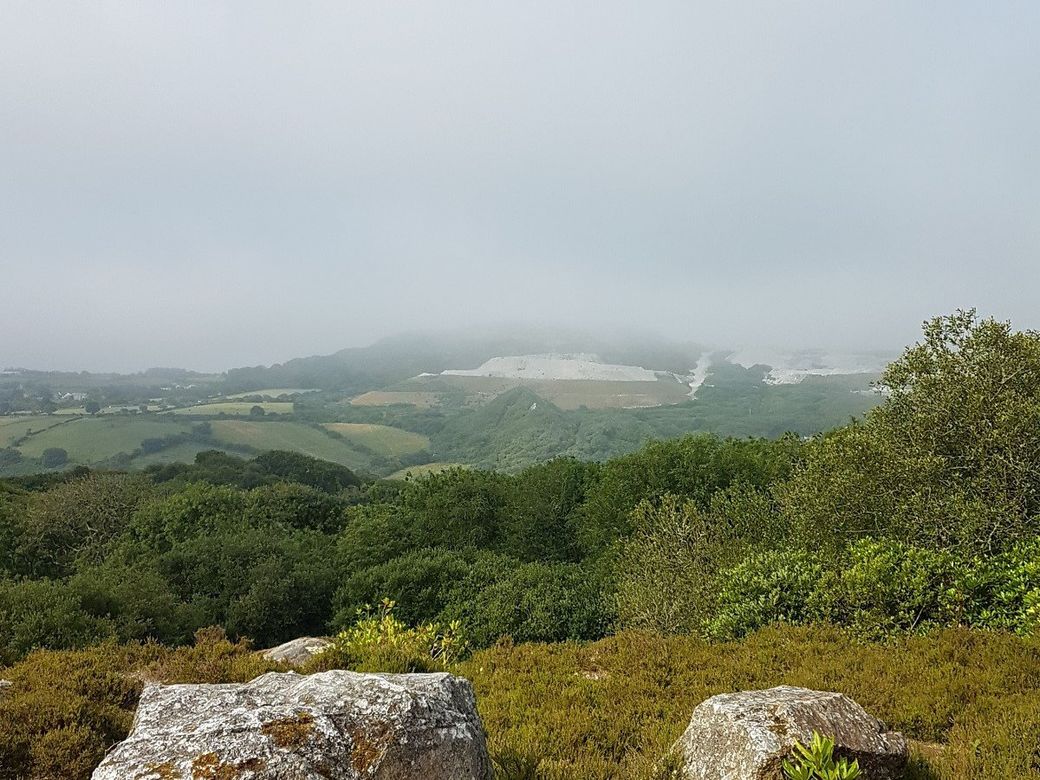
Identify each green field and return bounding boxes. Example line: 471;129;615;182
17;416;192;463
130;441;243;468
322;423;429;458
0;416;70;447
349;390;442;408
224;388;319;399
387;461;466;480
170;402;295;416
207;420;370;469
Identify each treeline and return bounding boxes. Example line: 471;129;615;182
0;311;1038;668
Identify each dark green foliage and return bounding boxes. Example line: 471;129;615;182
334;502;418;571
399;467;509;550
441;558;612;647
15;472;153;578
579;433;800;555
500;458;594;562
810;539;962;640
781;311;1040;555
71;561;197;645
704;548;823;641
245;482;346;533
40;447;68;468
145;448;360;493
330;547;480;628
251;449;361;492
0;579;112;664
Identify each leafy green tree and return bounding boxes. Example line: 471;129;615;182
84;401;101;415
501;458;592;562
781;311;1040;555
704;548;822;641
0;580;112;664
329;547;480;628
71;561;197;645
615;487;778;635
400;468;508;550
245;482;345;533
17;473;153;577
440;558;611;647
252;450;361;493
334;503;418;572
579;434;801;556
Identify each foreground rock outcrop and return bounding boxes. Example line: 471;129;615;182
260;636;332;666
672;685;908;779
92;670;492;779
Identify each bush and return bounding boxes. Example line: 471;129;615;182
704;548;822;641
809;538;962;641
441;559;612;647
40;448;68;468
616;487;779;635
308;599;465;674
251;450;360;493
16;472;152;577
0;579;112;664
245;482;346;533
330;547;477;628
960;539;1040;633
578;433;800;556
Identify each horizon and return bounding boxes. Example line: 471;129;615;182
1;320;909;375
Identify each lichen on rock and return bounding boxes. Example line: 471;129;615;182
671;685;908;780
91;670;492;780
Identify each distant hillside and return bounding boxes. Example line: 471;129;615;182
0;328;885;476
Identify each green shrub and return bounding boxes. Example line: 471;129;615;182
16;472;152;577
616;488;779;635
309;599;465;674
245;482;346;533
330;547;477;628
704;548;821;640
809;538;962;640
960;539;1040;633
0;579;112;664
441;559;612;647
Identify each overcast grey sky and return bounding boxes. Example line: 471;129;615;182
1;1;1038;372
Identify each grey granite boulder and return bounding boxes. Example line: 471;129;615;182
92;670;492;780
672;685;908;779
260;636;333;666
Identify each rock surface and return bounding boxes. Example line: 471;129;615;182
92;670;492;780
0;679;10;697
672;685;908;780
260;636;333;666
